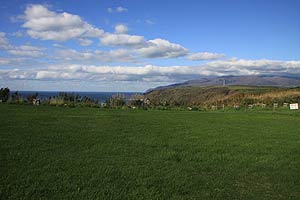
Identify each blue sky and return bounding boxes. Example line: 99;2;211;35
0;0;299;91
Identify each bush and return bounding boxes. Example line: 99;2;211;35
0;87;10;102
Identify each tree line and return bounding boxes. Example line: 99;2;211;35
0;88;149;109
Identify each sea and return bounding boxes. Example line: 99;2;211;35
13;91;141;103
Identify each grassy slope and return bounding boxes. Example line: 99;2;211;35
1;104;300;199
145;86;300;106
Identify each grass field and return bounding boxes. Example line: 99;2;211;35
1;104;300;199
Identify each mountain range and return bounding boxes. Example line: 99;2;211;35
149;75;300;92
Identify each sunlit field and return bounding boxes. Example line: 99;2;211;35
1;104;300;199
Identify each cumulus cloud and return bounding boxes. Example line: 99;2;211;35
115;24;128;34
100;33;146;47
100;36;189;59
186;52;226;61
55;48;137;63
100;35;188;59
22;4;103;43
137;38;188;58
17;4;194;59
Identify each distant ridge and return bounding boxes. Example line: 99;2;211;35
148;75;300;92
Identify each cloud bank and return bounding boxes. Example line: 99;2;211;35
1;59;300;84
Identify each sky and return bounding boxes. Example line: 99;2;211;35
0;0;300;92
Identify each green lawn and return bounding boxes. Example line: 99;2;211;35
1;104;300;199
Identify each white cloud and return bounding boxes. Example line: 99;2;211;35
16;4;198;60
200;59;300;76
100;36;189;59
116;6;128;13
100;33;146;47
52;43;64;48
0;57;16;66
0;32;9;47
0;54;45;70
22;4;103;42
107;8;113;13
10;15;24;23
7;45;44;57
55;48;137;63
11;31;24;37
115;24;128;34
0;32;45;57
35;70;86;80
2;59;299;83
186;52;226;61
0;68;36;80
0;55;48;69
107;6;128;13
77;38;93;46
145;19;155;25
137;38;188;58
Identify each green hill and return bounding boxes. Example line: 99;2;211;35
145;86;300;108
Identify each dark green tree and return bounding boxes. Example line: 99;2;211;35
0;87;10;102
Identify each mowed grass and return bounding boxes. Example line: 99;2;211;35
1;104;300;200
